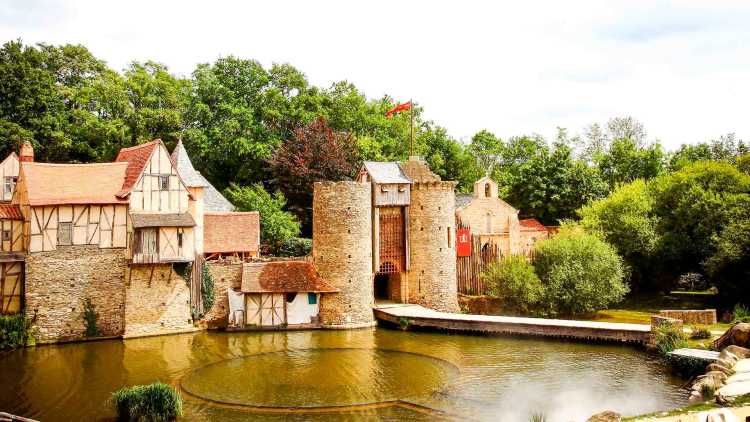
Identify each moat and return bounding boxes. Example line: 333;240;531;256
0;329;687;421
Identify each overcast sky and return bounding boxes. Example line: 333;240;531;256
1;0;749;150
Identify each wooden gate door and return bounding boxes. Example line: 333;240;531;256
0;262;23;315
245;293;286;326
379;207;405;274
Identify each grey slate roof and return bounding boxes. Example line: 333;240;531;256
361;161;412;184
171;140;208;188
456;194;474;209
170;139;235;212
131;212;196;228
199;174;236;212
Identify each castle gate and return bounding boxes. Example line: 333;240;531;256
376;207;405;301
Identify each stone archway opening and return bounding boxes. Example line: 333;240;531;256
375;262;401;303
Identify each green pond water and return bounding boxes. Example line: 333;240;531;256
0;328;688;421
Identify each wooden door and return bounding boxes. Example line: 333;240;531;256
259;294;285;326
245;294;262;326
0;262;23;315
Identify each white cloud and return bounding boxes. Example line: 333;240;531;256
1;0;748;149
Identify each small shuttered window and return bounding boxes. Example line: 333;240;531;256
308;293;317;305
57;222;72;246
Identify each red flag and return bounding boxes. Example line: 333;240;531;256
385;101;412;117
456;228;472;257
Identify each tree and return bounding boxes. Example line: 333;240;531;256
650;161;750;282
223;183;300;252
271;117;359;233
606;116;647;146
669;134;748;171
596;138;665;188
481;255;544;314
503;142;608;225
124;61;189;146
468;129;503;175
578;179;659;289
705;217;750;304
533;225;629;316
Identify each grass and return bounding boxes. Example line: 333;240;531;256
584;291;732;332
622;393;750;421
110;382;182;422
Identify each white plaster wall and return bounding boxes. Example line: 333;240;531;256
286;292;319;325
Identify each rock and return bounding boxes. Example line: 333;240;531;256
586;411;621;422
707;362;735;377
716;380;750;404
725;345;750;359
734;359;750;373
726;371;750;383
718;350;740;366
715;323;750;350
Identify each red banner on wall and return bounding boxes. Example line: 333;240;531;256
456;228;471;257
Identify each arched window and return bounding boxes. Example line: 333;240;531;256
485;183;491;198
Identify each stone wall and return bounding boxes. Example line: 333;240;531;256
25;245;129;343
313;181;375;328
407;181;460;312
201;260;243;328
124;265;193;338
659;309;717;325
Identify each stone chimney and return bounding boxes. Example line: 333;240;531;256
19;141;34;162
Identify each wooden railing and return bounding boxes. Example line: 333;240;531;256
132;252;193;264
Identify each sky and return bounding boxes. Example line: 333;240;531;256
1;0;749;150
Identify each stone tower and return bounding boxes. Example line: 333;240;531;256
313;181;375;328
402;158;459;312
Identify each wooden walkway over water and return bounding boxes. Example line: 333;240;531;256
668;348;720;362
373;304;652;344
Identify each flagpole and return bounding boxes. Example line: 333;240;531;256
409;98;414;157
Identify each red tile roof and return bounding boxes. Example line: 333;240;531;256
0;204;22;220
114;139;160;197
204;212;260;253
241;261;338;293
519;218;548;232
20;162;129;206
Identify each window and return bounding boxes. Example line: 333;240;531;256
57;222;72;246
2;229;10;242
177;230;183;248
4;177;16;197
485;183;491;198
307;293;317;305
135;228;157;255
159;175;170;191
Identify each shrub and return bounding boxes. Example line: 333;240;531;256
278;237;312;257
481;255;544;314
655;321;689;355
533;225;629;316
111;382;183;422
690;325;712;340
0;314;32;350
732;303;750;324
201;263;215;315
224;183;300;251
83;298;100;337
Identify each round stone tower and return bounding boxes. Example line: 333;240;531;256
313;181;375;328
407;180;460;312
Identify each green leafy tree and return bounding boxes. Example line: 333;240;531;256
578;179;658;289
649;161;750;281
669;134;748;171
224;183;300;251
596;138;665;188
533;225;629;316
468;129;503;175
481;255;544;314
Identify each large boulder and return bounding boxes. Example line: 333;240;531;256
714;323;750;350
586;411;621;422
725;345;750;359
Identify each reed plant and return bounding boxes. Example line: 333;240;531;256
111;382;183;422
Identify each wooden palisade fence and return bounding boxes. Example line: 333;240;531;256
456;217;500;295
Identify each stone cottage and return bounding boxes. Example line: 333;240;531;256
455;176;549;257
0;140;261;343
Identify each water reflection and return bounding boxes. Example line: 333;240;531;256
0;329;688;421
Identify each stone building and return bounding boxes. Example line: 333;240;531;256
456;176;549;257
0;140;261;343
312;156;459;329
